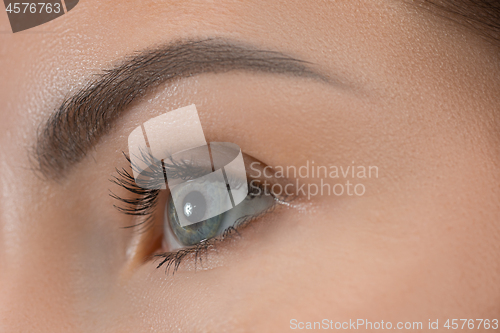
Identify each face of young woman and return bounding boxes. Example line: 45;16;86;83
0;1;499;331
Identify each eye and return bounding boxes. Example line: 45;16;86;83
111;150;294;272
113;106;299;271
163;178;276;250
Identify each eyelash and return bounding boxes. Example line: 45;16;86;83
109;153;160;232
110;152;284;274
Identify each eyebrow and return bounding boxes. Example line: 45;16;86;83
34;38;332;178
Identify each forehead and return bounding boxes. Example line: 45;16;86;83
0;0;497;148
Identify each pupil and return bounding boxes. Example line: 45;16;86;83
182;190;207;223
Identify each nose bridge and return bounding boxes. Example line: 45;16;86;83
0;133;134;331
0;267;77;332
0;205;80;331
0;197;129;333
0;165;80;332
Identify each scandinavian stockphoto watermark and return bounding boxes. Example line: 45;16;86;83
249;160;378;200
290;318;499;330
290;319;423;330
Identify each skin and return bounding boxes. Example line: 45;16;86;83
0;0;499;332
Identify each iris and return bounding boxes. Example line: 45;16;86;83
167;193;223;246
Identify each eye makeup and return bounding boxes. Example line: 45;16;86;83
110;151;296;273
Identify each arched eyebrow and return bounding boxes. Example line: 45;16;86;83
34;38;334;179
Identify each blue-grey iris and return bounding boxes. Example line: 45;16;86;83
167;194;223;246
